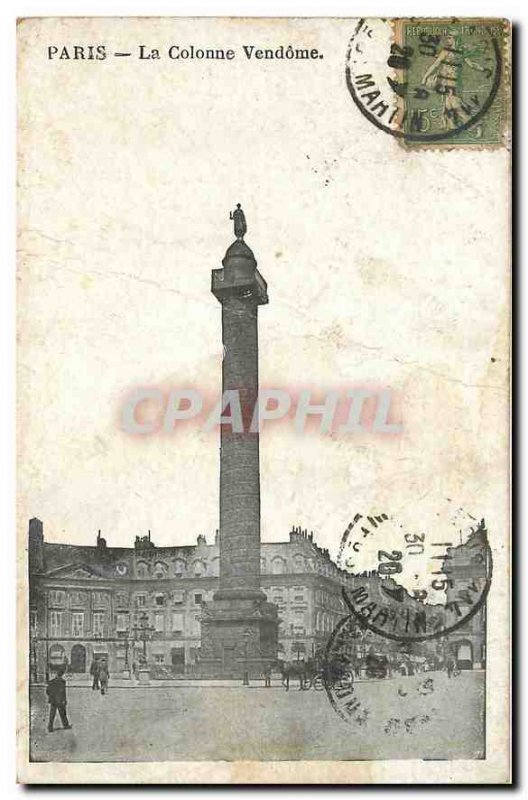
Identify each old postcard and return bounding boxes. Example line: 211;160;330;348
17;16;511;783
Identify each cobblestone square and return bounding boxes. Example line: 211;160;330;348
30;671;484;762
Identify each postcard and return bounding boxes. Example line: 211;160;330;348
17;16;511;783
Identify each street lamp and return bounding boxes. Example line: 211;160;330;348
29;616;38;683
132;612;155;666
121;628;131;672
242;629;251;686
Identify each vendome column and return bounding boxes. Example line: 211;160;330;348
199;206;278;679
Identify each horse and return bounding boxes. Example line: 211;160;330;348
279;660;310;691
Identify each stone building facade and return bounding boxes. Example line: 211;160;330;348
28;518;486;681
28;519;356;680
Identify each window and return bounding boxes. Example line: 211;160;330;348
293;587;305;602
294;610;305;630
115;612;128;632
115;592;128;608
155;594;165;606
292;641;306;656
173;560;186;578
210;557;220;576
93;592;107;607
293;555;305;572
173;590;185;605
172;612;184;634
154;612;165;633
136;594;146;607
70;591;85;607
30;609;37;633
49;611;63;637
92;612;104;637
154;561;168;578
136;562;149;578
272;558;286;575
154;654;165;664
293;625;305;635
71;612;84;637
194;593;203;605
49;590;65;607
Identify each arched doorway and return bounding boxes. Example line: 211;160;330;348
455;639;473;670
70;643;86;673
48;643;66;674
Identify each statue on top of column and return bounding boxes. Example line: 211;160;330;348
230;203;247;240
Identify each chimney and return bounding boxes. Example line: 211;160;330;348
28;518;44;572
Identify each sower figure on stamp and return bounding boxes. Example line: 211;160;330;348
420;33;493;130
90;657;100;691
46;666;72;732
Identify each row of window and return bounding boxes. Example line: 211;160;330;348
136;592;203;608
136;560;209;579
47;590;204;610
47;610;202;638
49;610;105;638
45;608;338;640
49;590;113;608
314;589;345;611
268;586;306;604
134;554;334;578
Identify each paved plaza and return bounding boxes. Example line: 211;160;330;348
30;671;485;763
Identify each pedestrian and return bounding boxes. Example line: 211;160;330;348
263;662;272;688
282;661;290;692
99;659;110;695
46;666;72;732
90;657;100;691
446;658;454;678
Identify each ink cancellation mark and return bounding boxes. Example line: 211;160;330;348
345;18;507;146
323;616;369;727
323;615;440;733
338;509;492;643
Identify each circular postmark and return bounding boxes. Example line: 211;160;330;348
338;505;492;642
323;615;443;732
323;615;369;726
346;18;502;142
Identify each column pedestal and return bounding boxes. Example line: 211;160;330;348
199;597;278;679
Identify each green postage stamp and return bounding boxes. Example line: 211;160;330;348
346;18;510;147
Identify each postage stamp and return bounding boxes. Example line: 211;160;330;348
17;15;510;783
346;17;509;147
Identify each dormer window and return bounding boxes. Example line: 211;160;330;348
173;559;186;578
193;560;206;577
154;561;168;578
136;562;149;579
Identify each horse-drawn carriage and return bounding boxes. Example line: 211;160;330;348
279;652;355;691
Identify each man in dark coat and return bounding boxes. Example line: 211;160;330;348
46;666;72;732
99;660;110;695
90;657;100;690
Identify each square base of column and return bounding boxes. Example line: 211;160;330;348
197;597;278;679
